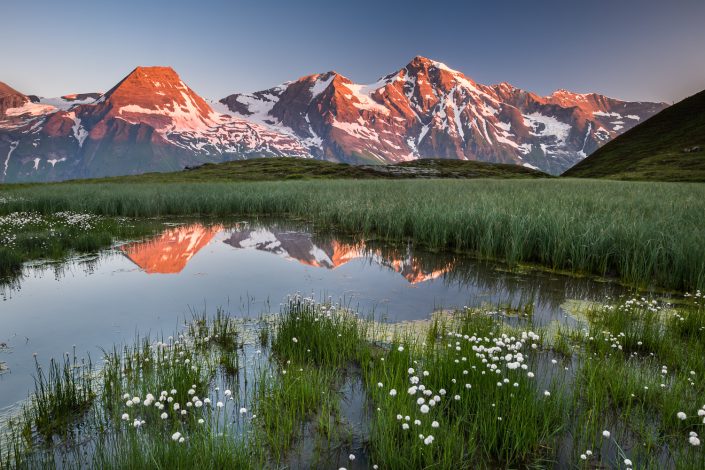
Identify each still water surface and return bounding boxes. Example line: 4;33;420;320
0;220;627;415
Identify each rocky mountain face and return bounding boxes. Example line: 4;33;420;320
1;58;668;182
0;67;308;182
221;56;667;174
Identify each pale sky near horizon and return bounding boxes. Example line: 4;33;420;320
1;0;703;103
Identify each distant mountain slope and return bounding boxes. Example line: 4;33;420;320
221;56;667;174
563;89;705;181
0;68;309;183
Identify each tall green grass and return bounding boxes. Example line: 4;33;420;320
2;178;704;291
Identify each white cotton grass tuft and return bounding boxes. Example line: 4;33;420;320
677;411;687;420
602;430;611;438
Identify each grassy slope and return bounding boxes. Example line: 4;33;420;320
41;158;550;184
563;89;705;181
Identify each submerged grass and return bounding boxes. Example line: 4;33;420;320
1;178;704;292
2;294;705;468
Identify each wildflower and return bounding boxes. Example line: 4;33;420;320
126;400;134;407
580;454;587;460
439;389;446;396
527;372;535;378
121;413;129;421
397;346;404;352
624;458;632;467
424;435;434;445
292;337;298;343
204;398;211;405
408;368;415;374
690;435;701;446
239;407;247;415
181;410;187;416
224;389;232;398
389;389;397;397
198;418;205;424
602;430;611;438
377;382;383;388
677;411;687;420
396;414;403;420
586;450;592;456
417;398;425;405
544;390;551;397
402;423;409;430
173;403;180;411
195;400;203;408
170;389;177;395
179;437;185;443
348;454;355;461
454;395;461;401
171;432;181;441
420;404;430;414
161;412;168;419
431;420;439;428
414;419;421;425
122;393;130;400
217;401;224;408
188;389;195;395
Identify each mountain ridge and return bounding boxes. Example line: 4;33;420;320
221;56;667;173
1;57;668;182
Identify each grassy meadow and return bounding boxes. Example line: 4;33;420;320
1;177;704;292
2;294;704;469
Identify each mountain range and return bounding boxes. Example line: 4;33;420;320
0;57;668;182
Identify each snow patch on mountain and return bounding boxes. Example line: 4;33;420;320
523;112;571;144
3;141;19;176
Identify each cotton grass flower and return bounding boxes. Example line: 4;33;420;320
624;458;632;467
677;411;687;420
431;420;439;428
239;407;247;414
423;435;434;445
602;430;611;438
420;404;430;414
389;389;397;397
121;413;129;421
171;432;181;441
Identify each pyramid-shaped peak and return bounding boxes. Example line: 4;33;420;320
405;56;459;73
0;81;28;100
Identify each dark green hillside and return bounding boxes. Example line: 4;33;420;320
46;157;550;184
563;89;705;181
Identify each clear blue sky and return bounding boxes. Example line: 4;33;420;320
1;0;703;103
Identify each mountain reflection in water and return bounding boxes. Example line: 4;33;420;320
121;223;452;284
